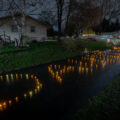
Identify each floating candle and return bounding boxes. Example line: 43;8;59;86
15;97;19;102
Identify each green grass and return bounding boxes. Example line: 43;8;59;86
76;40;113;51
0;40;113;73
73;76;120;120
62;40;113;51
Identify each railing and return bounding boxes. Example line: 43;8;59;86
0;31;11;43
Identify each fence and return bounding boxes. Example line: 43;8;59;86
0;31;11;44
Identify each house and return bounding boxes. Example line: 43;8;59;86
0;15;49;43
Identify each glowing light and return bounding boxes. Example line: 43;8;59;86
29;91;33;98
6;74;9;80
54;65;57;69
11;74;14;80
34;89;38;94
56;71;59;75
20;74;23;79
15;97;19;102
0;73;43;112
86;68;89;73
16;74;18;79
0;76;3;81
24;93;27;98
0;104;3;111
31;74;34;79
0;104;2;108
48;48;120;86
8;100;12;105
26;74;29;79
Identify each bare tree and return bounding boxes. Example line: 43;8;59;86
55;0;65;40
95;0;120;21
66;0;101;36
64;0;73;35
64;0;120;35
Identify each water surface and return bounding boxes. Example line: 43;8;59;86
0;49;120;120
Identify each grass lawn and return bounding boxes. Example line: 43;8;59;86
0;40;113;73
73;76;120;120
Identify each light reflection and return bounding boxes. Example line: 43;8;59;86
11;74;14;80
48;47;120;84
0;74;43;111
15;97;19;102
24;93;27;99
26;74;29;79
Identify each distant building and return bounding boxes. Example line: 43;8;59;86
0;15;49;43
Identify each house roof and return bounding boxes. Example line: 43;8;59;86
0;14;50;28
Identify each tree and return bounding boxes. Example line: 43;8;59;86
55;0;65;40
64;0;73;35
66;0;101;36
65;0;120;34
114;19;120;31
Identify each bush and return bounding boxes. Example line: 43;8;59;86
22;35;31;45
31;40;39;43
62;39;86;51
83;29;95;35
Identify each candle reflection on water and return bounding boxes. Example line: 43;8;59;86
0;73;43;111
48;47;120;84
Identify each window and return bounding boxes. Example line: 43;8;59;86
31;26;36;33
11;25;18;32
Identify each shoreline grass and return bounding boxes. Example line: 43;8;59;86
0;41;113;73
73;75;120;120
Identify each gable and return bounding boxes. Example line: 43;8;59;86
25;17;47;29
0;15;49;29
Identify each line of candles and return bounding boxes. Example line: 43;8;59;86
48;48;120;84
0;74;43;111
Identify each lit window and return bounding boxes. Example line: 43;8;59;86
11;25;18;32
31;26;36;33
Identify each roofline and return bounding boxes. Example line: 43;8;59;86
27;16;50;28
0;14;50;28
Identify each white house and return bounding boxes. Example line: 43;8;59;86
0;15;49;43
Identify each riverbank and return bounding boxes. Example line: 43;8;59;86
73;75;120;120
0;40;113;73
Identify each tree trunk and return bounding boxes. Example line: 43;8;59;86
65;0;72;35
56;0;64;42
10;12;21;47
20;14;25;47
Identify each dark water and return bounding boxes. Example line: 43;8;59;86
0;49;120;120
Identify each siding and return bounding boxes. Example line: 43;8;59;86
0;18;20;41
24;17;47;42
0;17;48;42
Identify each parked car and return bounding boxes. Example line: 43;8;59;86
48;36;56;40
116;35;120;39
97;35;113;41
86;37;98;42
